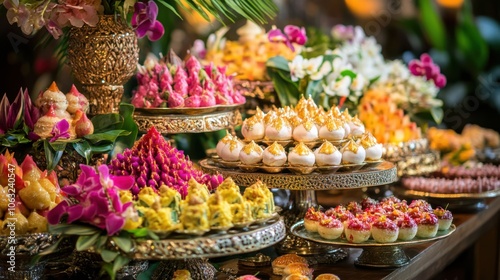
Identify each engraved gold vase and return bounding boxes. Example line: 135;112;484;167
67;15;139;115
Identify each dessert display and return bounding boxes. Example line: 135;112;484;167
212;98;385;173
271;253;308;276
33;82;93;140
109;127;224;197
0;152;62;234
131;52;245;109
313;141;342;166
400;163;500;194
297;196;454;244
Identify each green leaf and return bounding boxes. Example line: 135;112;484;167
305;80;323;101
49;224;101;235
266;67;300;107
73;141;92;164
43;140;63;171
112;103;138;156
417;0;447;50
156;0;183;18
76;233;100;251
91;114;123;133
38;237;64;256
430;107;444;124
125;227;149;238
49;141;67;152
266;56;290;72
100;249;119;263
340;69;357;79
113;255;130;274
83;130;131;144
112;235;132;252
456;12;489;72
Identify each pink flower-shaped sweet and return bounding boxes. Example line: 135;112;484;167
168;92;184;108
131;0;164;41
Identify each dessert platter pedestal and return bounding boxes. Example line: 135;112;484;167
291;221;456;268
199;159;398;260
115;217;286;280
133;105;243;134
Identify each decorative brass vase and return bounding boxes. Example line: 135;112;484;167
67;15;139;115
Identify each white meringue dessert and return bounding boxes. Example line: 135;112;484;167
360;133;383;161
348;116;365;137
288;142;315;167
314;141;342;166
239;141;264;165
265;118;292;141
341;139;366;164
241;115;265;140
292;120;319;142
319;118;345;141
262;142;287;166
220;138;244;162
216;131;234;157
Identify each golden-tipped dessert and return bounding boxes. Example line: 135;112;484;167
262;142;287;166
347;115;365;137
314;141;342;166
341;139;366;164
292;120;319;142
265;117;293;141
219;137;244;161
319;118;346;141
288;142;315;167
239;140;264;165
216;131;234;156
360;132;383;161
241;115;265;140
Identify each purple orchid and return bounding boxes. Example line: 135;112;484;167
131;1;164;41
47;164;134;236
268;25;307;51
49;119;71;142
408;53;447;88
23;88;40;131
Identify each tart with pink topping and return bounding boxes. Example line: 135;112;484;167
415;212;439;238
433;207;453;230
371;215;399;243
304;207;322;233
345;218;371;243
409;199;433;212
317;216;344;240
396;213;418;241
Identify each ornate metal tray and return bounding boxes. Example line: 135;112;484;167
128;217;286;260
393;187;500;211
134;104;243;115
382;138;429;160
291;220;456;268
199;159;397;190
134;106;242;134
393;150;441;177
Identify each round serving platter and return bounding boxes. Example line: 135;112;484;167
128;217;286;260
199;159;397;190
134;105;242;134
290;220;456;268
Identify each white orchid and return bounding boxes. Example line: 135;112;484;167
350;73;367;92
289;55;306;82
303;56;324;76
310;60;332;81
324;75;352;97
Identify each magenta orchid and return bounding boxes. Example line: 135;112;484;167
409;53;447;88
131;0;164;41
268;25;307;51
47;164;134;236
49;119;71;142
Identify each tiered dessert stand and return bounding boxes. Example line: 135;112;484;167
126;218;286;279
200;159;398;262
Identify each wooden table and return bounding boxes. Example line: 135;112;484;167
215;188;500;280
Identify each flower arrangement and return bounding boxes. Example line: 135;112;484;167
131;51;245;108
3;0;278;41
44;164;148;279
199;21;306;81
267;24;446;125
